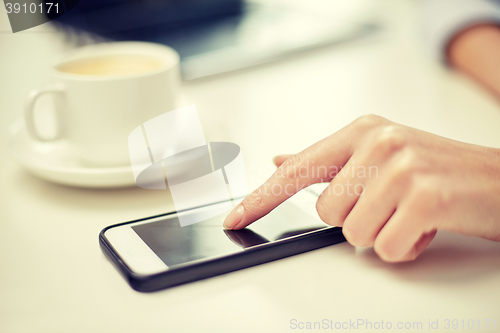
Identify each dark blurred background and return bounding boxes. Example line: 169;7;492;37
50;0;379;79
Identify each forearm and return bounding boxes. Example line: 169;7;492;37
448;24;500;97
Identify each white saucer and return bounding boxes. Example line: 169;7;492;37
8;120;136;188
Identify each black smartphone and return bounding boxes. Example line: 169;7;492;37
99;190;345;292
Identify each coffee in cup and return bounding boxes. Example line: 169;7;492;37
58;54;166;76
25;42;180;167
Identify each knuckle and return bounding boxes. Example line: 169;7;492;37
278;153;307;180
315;195;342;226
371;125;408;154
408;178;449;215
374;239;401;262
412;179;435;202
351;114;385;130
342;222;374;247
240;191;264;215
389;148;420;184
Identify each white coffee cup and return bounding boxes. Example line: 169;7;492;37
25;42;180;167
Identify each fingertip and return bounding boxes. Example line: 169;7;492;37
223;205;245;230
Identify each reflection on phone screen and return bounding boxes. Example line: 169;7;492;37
132;198;327;268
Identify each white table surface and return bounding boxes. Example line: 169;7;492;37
1;1;500;332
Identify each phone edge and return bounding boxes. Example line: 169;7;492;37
99;220;345;292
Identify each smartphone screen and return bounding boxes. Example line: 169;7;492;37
105;189;329;273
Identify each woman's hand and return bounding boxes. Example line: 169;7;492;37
223;114;500;262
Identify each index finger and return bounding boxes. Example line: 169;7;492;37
223;124;358;230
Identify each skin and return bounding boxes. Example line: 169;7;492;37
223;115;500;262
448;24;500;98
223;24;500;262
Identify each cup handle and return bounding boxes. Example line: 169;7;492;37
24;83;65;142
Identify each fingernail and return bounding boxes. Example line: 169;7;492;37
223;205;245;230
